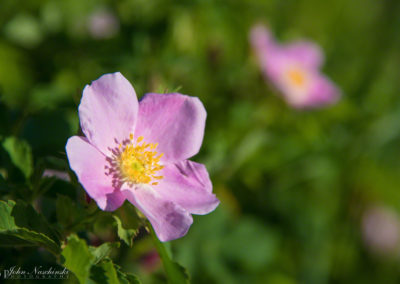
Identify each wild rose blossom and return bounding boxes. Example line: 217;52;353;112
66;72;219;241
250;24;340;108
362;206;400;255
88;9;119;40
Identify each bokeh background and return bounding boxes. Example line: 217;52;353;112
2;0;400;283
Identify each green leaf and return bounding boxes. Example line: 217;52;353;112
113;215;139;247
114;263;142;284
89;242;120;264
90;258;142;284
113;202;142;246
149;223;190;284
62;234;141;284
2;136;33;179
90;258;120;284
0;200;61;255
62;234;95;284
0;200;22;229
11;200;61;240
0;228;60;255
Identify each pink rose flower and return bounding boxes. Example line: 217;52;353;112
362;206;400;255
250;24;340;109
66;72;219;241
88;9;119;40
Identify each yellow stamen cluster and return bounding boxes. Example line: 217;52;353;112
287;67;306;87
117;133;164;186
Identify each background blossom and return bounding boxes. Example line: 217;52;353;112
250;24;340;108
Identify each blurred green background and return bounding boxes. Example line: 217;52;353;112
2;0;400;283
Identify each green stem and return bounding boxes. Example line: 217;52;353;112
148;222;188;284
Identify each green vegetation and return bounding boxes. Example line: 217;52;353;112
1;0;400;283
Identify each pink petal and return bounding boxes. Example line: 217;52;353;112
250;25;281;78
280;72;340;109
263;42;323;84
304;73;340;108
65;136;125;211
97;189;126;211
79;72;138;156
135;93;206;163
157;160;219;215
263;48;290;84
285;41;324;69
123;186;193;242
250;24;276;56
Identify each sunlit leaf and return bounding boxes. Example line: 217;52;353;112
116;268;142;284
62;234;140;284
90;258;120;284
2;136;33;179
90;258;142;284
62;234;95;283
89;242;120;264
113;215;139;247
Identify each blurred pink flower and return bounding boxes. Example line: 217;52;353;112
250;24;340;109
362;206;400;255
140;249;161;273
66;72;219;241
88;9;119;39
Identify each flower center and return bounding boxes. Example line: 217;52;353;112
287;67;306;87
106;133;164;188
